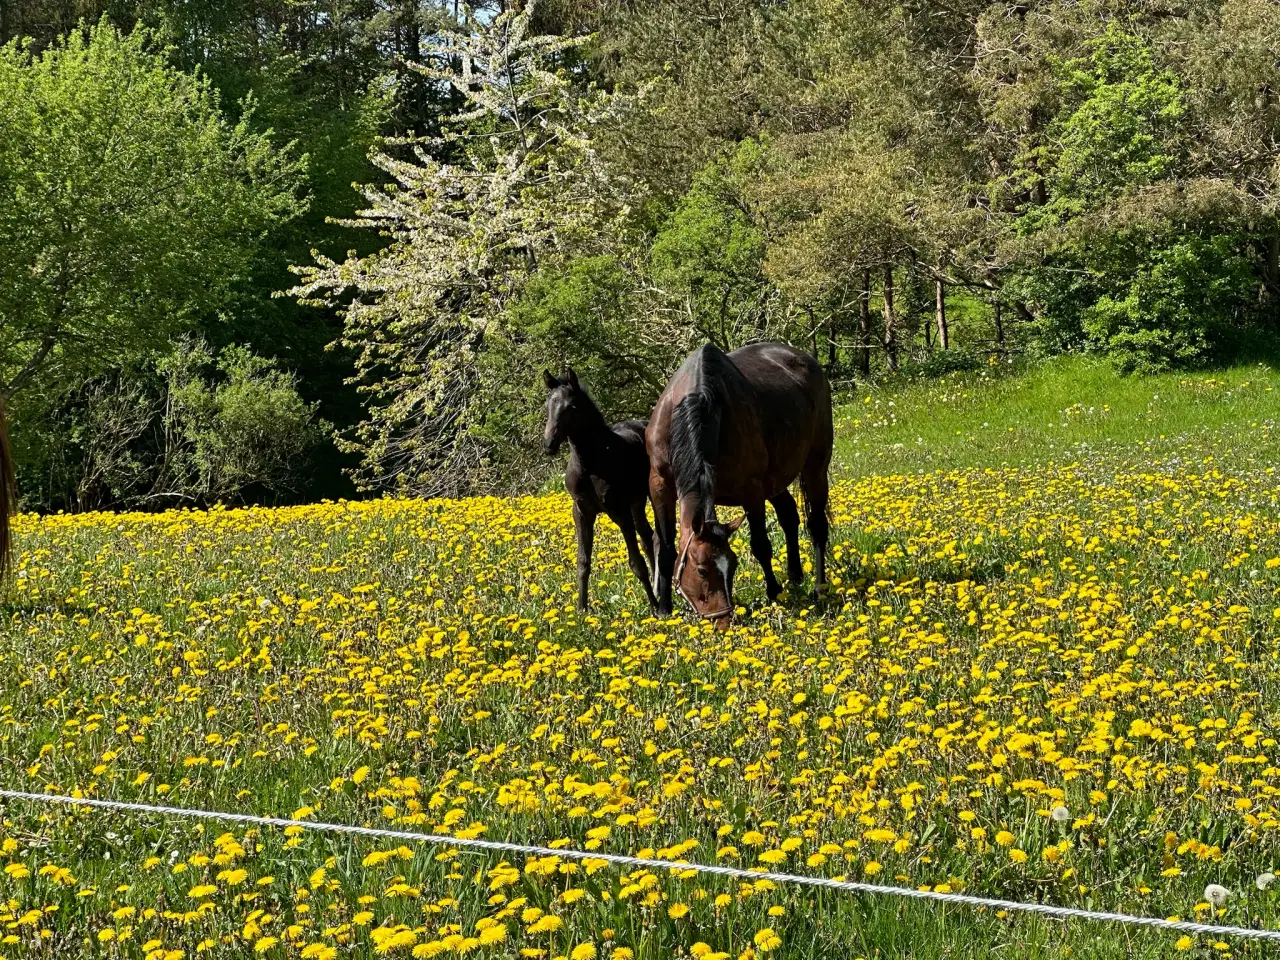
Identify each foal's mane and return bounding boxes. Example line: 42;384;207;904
567;379;607;432
669;347;725;525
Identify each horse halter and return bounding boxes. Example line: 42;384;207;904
673;530;735;622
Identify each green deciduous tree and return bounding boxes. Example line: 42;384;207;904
1004;27;1258;370
0;19;306;398
650;142;776;350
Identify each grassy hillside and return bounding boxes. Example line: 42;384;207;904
834;356;1280;477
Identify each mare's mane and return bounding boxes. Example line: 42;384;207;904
669;347;727;525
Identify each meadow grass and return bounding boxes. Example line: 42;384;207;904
834;354;1280;478
5;359;1280;959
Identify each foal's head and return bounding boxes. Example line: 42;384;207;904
541;368;589;455
677;512;745;628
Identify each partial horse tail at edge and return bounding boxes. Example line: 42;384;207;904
0;399;15;577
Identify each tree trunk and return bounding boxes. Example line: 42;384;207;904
858;269;871;378
936;278;949;351
882;265;898;371
993;299;1004;345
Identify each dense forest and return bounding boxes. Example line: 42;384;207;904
4;0;1280;507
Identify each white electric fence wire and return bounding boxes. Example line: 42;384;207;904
1;788;1276;943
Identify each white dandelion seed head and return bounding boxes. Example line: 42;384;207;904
1205;883;1230;907
1051;805;1070;823
1257;873;1275;891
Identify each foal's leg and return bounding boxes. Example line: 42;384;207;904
611;506;659;612
770;490;804;586
650;472;678;616
745;502;783;603
573;501;597;611
800;459;831;590
632;501;656;574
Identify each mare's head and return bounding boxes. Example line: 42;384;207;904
542;368;587;455
677;512;745;628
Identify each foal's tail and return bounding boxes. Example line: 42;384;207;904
0;400;16;577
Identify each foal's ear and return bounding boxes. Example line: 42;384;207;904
566;367;580;388
542;369;559;390
725;513;747;535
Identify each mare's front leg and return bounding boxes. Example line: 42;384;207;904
650;472;678;616
610;506;659;613
573;502;597;611
745;502;783;603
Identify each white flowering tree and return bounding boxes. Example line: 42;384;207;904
290;2;633;495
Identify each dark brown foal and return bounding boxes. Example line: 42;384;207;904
542;369;658;612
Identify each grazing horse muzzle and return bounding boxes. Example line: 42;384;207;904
542;434;561;456
674;535;735;625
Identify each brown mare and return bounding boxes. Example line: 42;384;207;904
542;369;659;612
646;343;832;625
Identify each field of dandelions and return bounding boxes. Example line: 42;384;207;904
9;369;1280;959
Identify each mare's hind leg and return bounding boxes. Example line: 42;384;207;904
573;502;597;611
770;490;804;586
800;459;831;590
632;501;656;574
610;506;659;612
745;502;783;603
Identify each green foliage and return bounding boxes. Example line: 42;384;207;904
651;143;773;349
1079;235;1255;373
505;255;673;404
17;339;326;510
158;340;329;503
14;0;1280;508
1007;28;1256;371
0;19;306;397
1044;27;1186;209
489;254;683;471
